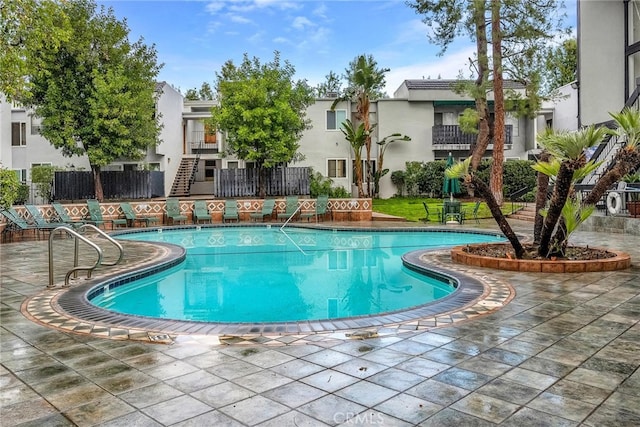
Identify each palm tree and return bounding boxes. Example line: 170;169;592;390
340;119;371;198
583;107;640;207
536;125;610;257
332;54;388;197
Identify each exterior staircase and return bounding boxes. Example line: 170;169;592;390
508;203;537;222
169;158;198;197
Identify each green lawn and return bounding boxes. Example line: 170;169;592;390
372;197;514;222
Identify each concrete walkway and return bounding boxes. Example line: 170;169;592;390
1;220;639;426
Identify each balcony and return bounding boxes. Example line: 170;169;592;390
189;131;219;154
432;125;512;150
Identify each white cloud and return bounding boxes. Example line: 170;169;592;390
273;36;291;44
229;14;252;24
292;16;314;30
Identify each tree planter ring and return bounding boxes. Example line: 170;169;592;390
451;244;631;273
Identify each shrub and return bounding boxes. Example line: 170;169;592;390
390;170;405;196
31;164;59;202
309;170;351;198
0;167;21;210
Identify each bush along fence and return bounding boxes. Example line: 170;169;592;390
53;171;165;201
213;167;310;198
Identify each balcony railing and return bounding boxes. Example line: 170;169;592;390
432;125;513;148
188;131;218;153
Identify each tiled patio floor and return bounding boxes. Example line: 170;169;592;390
1;219;639;426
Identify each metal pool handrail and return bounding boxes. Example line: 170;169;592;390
48;226;103;289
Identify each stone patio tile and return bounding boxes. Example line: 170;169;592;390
565;367;627;391
419;407;496;426
385;339;435;355
301;349;354;368
190;381;255;408
268;358;325;380
298;394;366;425
0;397;59;426
255;410;331;427
456;356;513;376
333;358;389;379
219;395;290;425
42;382;111;411
94;370;159;394
181;350;236;369
527;391;596;422
375;393;442;424
367;367;426;392
63;394;134;426
118;382;183;408
407;378;471;406
122;352;177;370
547;379;613;405
241;348;297;368
432;367;494;391
164;369;225;393
359;347;414;366
422;347;473;365
441;339;490;356
477;378;541;405
142;359;200;381
500;367;559;390
205;359;262;380
232;369;293;393
451;392;519;423
0;384;40;407
395;357;450;378
171;410;246;427
517;356;576;377
141;394;212;425
99;411;164;427
409;331;456;346
301;369;359;393
263;381;327;408
500;407;578;427
335;380;397;406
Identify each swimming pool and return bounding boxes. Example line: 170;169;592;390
90;226;505;323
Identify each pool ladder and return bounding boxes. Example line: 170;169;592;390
48;224;123;288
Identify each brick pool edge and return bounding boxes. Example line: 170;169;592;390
451;244;631;273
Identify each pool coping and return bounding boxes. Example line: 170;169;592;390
21;225;515;345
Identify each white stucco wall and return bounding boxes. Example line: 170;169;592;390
578;0;626;125
0;96;13;169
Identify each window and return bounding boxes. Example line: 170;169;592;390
353;160;376;184
123;164;138;172
326;110;347;130
204;160;216;181
11;122;26;146
13;169;27;183
227;161;238;169
328;159;347;178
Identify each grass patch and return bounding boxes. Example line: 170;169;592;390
372;197;518;222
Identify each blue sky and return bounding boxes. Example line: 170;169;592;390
100;0;576;96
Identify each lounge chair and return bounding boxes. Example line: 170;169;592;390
166;198;188;225
86;199;128;229
25;204;68;238
249;199;275;222
193;200;212;224
52;202;86;228
120;202;160;227
0;209;38;242
223;200;239;223
277;196;300;222
300;195;330;222
463;201;481;224
421;202;441;223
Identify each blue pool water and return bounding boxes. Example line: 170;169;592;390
91;227;504;322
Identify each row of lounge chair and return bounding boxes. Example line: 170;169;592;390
0;196;332;241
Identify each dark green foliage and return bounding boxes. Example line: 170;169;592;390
309;170;350;198
393;158;536;200
31;165;59;202
390;170;405;196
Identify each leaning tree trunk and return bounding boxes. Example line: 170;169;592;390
490;0;505;206
91;164;104;202
534;151;551;244
583;149;640;206
470;174;525;259
470;0;490;173
538;162;575;257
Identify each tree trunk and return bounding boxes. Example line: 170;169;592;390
490;0;504;206
359;94;373;198
470;0;490;173
470;175;524;258
354;154;365;198
538;162;574;257
257;163;266;198
91;164;104;202
583;149;640;206
533;151;550;243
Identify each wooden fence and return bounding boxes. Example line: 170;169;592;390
53;171;165;201
213;167;310;198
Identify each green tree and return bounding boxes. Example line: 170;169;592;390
340;119;370;197
208;51;315;197
315;71;343;98
332;54;389;197
408;0;566;204
24;0;162;201
31;165;59;203
185;82;215;100
0;167;22;210
0;0;71;101
541;38;577;94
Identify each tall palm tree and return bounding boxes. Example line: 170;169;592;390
340;119;371;198
332;54;388;197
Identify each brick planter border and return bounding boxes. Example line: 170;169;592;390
451;244;631;273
